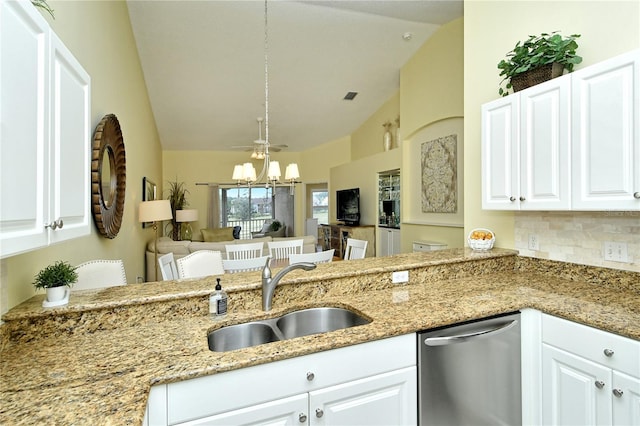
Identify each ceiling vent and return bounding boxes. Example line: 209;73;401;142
343;91;358;101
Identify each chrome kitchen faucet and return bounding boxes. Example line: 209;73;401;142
261;257;316;311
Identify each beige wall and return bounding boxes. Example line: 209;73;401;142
350;92;400;161
329;18;464;254
464;1;640;271
1;0;162;313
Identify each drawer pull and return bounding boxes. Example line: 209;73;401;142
509;196;516;202
306;371;315;381
595;380;605;389
298;413;307;423
519;196;526;202
603;348;614;357
613;389;624;397
634;192;640;199
316;408;324;418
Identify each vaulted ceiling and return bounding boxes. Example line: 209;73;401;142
127;1;463;153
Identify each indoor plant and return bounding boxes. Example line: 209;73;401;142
497;32;582;96
33;260;77;303
166;179;189;240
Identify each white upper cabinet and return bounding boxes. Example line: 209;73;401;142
0;0;91;258
482;76;570;210
571;50;640;210
482;49;640;211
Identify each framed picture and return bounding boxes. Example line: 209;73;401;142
142;177;157;228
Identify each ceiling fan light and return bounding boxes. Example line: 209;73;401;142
250;150;258;159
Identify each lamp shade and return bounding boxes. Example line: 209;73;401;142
139;199;172;223
176;209;198;223
232;165;244;180
285;163;300;180
243;162;257;182
267;160;281;180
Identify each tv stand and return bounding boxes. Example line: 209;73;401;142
320;224;375;258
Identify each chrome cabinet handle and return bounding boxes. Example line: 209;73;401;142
45;219;64;230
595;380;605;389
509;196;516;202
315;408;324;418
613;389;624;397
604;348;614;357
306;371;315;381
634;192;640;199
298;413;307;423
519;196;526;202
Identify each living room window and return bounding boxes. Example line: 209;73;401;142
220;186;272;239
311;189;328;225
219;186;294;239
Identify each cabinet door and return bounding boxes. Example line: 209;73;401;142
175;393;308;426
612;371;640;426
0;0;50;257
481;95;520;210
379;228;390;257
572;50;640;210
309;366;417;426
542;344;612;426
520;77;571;210
48;32;91;244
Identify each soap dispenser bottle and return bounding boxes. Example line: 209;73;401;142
210;278;228;317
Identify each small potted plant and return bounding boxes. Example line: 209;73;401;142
33;260;77;306
166;178;189;240
497;32;582;96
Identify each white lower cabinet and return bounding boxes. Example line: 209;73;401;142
541;314;640;426
145;334;416;426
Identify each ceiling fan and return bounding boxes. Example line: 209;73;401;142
230;117;288;157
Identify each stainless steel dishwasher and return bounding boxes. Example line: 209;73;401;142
418;312;521;426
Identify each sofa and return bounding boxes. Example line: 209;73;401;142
146;234;317;281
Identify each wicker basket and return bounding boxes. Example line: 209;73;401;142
511;62;565;92
467;228;495;251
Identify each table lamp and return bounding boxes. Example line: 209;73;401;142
176;209;198;241
139;199;173;281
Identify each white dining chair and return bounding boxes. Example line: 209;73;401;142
157;252;179;281
226;242;264;260
289;249;335;265
176;250;225;279
223;255;270;273
267;239;304;261
74;259;127;290
344;238;368;260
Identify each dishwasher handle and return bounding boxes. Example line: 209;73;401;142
424;319;518;346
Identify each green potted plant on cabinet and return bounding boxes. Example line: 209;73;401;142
33;260;77;306
497;31;582;96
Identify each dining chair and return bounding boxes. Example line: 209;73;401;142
176;250;225;279
344;238;368;260
226;242;264;260
157;252;179;281
289;249;335;265
222;255;270;274
74;259;127;290
267;239;304;261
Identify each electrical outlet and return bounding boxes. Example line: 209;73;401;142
392;270;409;284
528;234;539;251
604;241;629;263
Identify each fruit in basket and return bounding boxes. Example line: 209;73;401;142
470;230;493;240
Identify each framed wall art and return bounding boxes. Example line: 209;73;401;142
142;177;157;228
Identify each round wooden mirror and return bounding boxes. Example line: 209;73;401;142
91;114;126;238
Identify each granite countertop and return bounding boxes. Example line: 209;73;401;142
0;248;638;425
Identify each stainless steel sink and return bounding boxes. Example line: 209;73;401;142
276;307;371;339
207;322;280;352
207;306;370;352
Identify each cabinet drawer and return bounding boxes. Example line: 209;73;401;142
165;334;415;424
542;314;640;377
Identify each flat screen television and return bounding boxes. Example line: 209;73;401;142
336;188;360;226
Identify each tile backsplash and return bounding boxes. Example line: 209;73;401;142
515;211;640;273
